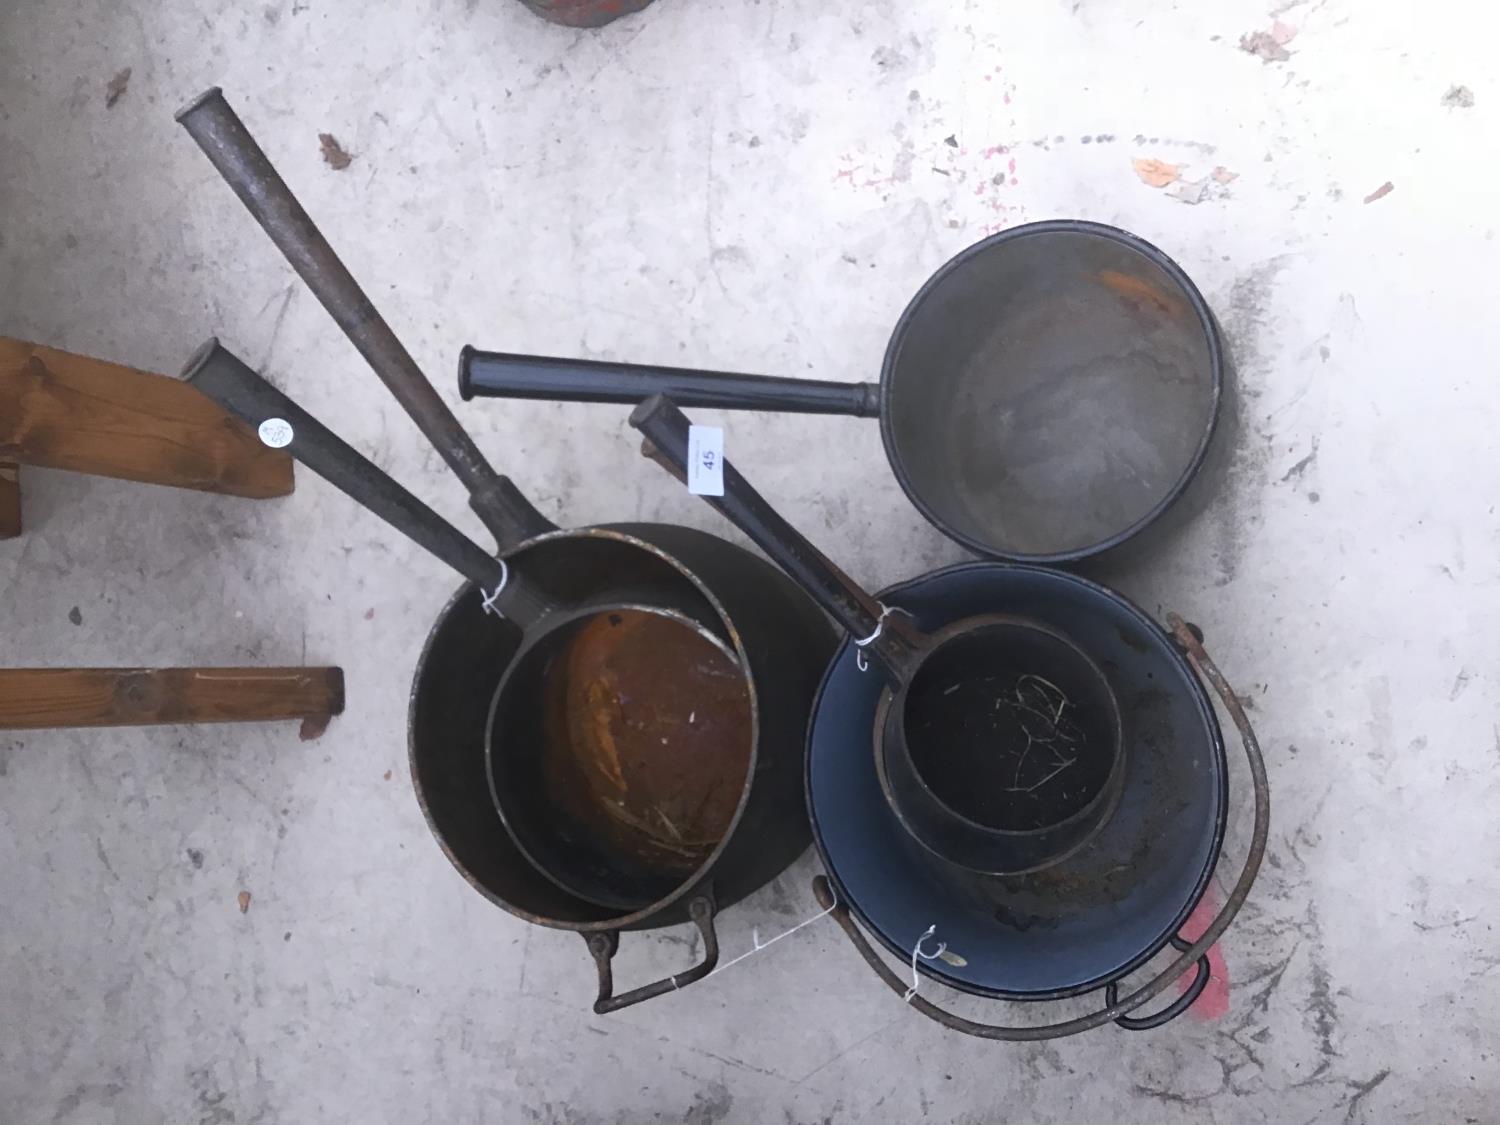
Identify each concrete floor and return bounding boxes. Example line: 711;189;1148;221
2;0;1496;1120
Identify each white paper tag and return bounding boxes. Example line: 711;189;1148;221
258;418;294;449
686;425;725;496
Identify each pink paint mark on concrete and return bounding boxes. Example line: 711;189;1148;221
832;167;855;184
982;145;1009;159
1176;885;1230;1019
1008;157;1018;174
1004;92;1012;105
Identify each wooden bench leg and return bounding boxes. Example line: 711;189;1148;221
0;461;17;539
0;667;344;730
0;337;294;499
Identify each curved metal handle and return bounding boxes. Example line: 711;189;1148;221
175;88;553;552
810;612;1269;1040
460;347;882;417
1105;936;1211;1031
628;395;923;683
585;893;719;1015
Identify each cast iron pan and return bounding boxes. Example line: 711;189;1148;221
460;221;1224;563
177;88;838;1015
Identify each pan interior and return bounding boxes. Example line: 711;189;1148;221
884;228;1215;558
903;623;1118;832
492;608;753;911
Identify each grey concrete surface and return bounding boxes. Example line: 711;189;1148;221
1;0;1496;1121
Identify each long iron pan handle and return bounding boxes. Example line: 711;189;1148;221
629;394;920;683
460;346;882;418
811;613;1270;1040
184;338;507;593
175;88;552;553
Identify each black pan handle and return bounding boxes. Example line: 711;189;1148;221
584;893;719;1015
183;338;515;597
809;613;1270;1040
460;347;882;418
629;395;922;683
175;88;554;553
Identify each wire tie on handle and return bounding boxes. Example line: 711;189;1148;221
904;923;947;1002
854;604;895;673
480;557;510;616
707;897;839;978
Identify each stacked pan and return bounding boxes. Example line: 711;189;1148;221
179;89;1266;1036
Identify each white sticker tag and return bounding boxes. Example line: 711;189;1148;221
258;418;294;449
686;425;725;496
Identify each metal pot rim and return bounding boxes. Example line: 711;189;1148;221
870;613;1129;876
806;560;1230;1001
876;219;1225;564
408;523;764;933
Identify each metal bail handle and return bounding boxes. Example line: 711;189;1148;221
584;891;719;1015
811;613;1270;1040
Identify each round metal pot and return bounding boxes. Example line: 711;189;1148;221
807;562;1269;1038
410;523;834;1015
873;614;1127;876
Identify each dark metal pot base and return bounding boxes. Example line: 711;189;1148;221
809;563;1230;1001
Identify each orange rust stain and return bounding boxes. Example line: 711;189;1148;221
541;610;752;874
1097;269;1187;321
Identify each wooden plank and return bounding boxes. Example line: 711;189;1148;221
0;337;294;499
0;461;18;538
0;667;344;730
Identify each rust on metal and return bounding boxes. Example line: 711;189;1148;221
541;609;752;874
1096;269;1188;321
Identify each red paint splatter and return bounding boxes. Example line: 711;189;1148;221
1175;885;1230;1019
1008;157;1017;174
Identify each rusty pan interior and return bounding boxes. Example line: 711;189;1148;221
409;527;816;933
489;603;754;912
